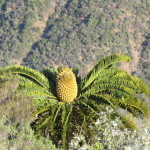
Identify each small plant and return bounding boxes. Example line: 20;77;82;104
0;54;149;149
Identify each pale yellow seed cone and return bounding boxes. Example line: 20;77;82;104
56;67;78;103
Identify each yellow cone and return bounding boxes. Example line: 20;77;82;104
56;67;78;103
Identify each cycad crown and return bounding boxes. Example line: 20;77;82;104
56;66;78;102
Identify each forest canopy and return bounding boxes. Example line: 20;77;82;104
0;0;150;87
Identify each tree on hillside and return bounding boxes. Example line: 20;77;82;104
0;54;149;149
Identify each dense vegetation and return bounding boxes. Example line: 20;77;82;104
0;54;150;149
0;0;150;78
0;0;150;149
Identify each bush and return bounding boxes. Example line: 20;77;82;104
0;75;149;150
0;75;19;104
69;108;150;150
0;91;36;126
0;101;149;150
0;115;57;150
0;77;57;150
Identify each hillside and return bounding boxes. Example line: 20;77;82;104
0;0;150;83
0;1;150;149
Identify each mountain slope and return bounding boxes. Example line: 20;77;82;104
0;0;150;82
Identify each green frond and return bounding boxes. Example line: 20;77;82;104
130;76;149;95
61;104;73;149
72;67;79;76
88;97;110;109
0;65;49;90
111;112;138;130
118;96;150;118
77;98;107;118
30;91;56;99
111;71;149;95
80;79;138;97
72;67;81;86
34;106;51;117
89;68;148;96
42;68;57;82
52;103;63;127
81;101;97;113
33;102;60;137
42;68;57;94
90;94;116;108
80;54;131;91
87;92;149;118
19;76;47;92
32;102;74;149
92;68;128;84
35;115;52;132
19;76;56;98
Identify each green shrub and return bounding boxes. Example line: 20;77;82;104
0;75;19;103
0;91;36;126
0;115;57;150
69;108;150;150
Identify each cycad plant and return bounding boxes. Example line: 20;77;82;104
0;54;149;149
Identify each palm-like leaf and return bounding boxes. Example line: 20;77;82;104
0;54;149;149
0;65;50;90
80;54;131;91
